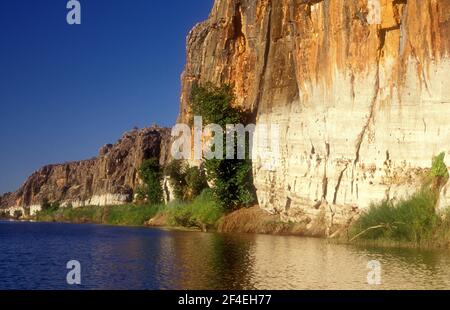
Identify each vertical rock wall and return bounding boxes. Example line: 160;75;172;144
179;0;450;229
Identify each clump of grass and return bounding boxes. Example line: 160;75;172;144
350;153;450;247
106;204;161;226
164;189;225;230
36;205;102;223
350;190;440;243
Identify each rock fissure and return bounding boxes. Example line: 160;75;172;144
333;163;349;205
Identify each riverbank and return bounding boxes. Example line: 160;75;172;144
23;180;450;250
29;202;450;250
32;203;311;235
30;195;331;237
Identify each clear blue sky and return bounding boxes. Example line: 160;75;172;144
0;0;213;194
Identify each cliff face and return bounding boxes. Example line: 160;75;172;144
180;0;450;230
0;127;171;214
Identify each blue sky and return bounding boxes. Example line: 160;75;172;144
0;0;213;194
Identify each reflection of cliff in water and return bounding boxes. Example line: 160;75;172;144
156;232;256;290
1;222;450;289
154;231;450;290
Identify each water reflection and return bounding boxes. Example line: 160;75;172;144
1;221;450;290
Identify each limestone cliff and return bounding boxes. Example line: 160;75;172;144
180;0;450;231
0;127;171;215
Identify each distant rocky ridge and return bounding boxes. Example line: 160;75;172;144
0;127;171;216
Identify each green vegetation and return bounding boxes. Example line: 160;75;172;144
350;153;450;247
191;83;255;210
33;84;256;231
36;204;161;226
191;83;242;126
163;189;224;230
41;198;60;212
350;190;440;243
136;158;163;205
431;152;449;179
35;191;222;230
165;160;208;202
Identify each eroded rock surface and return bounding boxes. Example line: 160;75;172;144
0;127;171;215
179;0;450;231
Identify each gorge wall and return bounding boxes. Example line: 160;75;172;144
0;127;171;216
179;0;450;231
1;0;449;232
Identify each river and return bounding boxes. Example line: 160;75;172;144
0;220;449;290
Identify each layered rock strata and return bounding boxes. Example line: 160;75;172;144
179;0;450;231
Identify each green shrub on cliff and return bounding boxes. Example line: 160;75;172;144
191;83;241;126
165;160;208;202
431;152;449;179
430;152;449;191
190;83;255;210
137;158;163;205
184;166;208;201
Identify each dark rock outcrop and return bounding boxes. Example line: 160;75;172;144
0;127;171;211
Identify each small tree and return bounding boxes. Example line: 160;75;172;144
191;83;242;125
191;83;255;210
184;166;208;201
138;158;163;205
165;160;208;202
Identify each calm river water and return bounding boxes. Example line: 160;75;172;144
0;220;449;290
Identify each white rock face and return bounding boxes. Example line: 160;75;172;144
162;176;176;204
68;194;130;208
253;58;450;226
7;206;25;217
29;205;42;216
4;194;133;217
179;0;450;232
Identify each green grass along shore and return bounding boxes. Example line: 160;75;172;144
31;192;450;250
34;190;225;231
27;153;450;249
30;187;450;250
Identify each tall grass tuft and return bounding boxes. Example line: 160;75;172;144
350;154;450;247
164;189;225;229
106;204;162;226
350;190;443;243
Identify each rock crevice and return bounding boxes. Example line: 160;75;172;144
178;0;450;231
